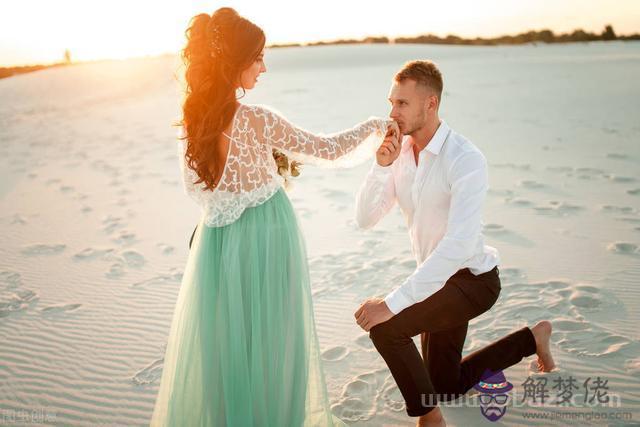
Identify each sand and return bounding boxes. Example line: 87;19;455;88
1;42;639;426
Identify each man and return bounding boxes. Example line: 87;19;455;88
353;60;555;427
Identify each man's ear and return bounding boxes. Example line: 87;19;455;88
429;94;439;112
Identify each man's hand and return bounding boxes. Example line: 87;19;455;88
376;121;401;167
354;298;394;332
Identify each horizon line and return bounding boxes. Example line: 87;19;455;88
1;24;638;69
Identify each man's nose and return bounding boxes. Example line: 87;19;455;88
389;108;399;119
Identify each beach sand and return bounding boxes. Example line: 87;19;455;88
1;43;639;425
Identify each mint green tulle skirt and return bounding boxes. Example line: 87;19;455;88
150;188;345;426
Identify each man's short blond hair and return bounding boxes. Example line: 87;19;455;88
394;60;443;103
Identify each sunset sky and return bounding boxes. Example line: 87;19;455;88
1;0;638;67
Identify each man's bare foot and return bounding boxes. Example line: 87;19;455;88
530;320;556;372
416;407;446;427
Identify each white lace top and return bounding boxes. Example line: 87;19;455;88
178;103;391;227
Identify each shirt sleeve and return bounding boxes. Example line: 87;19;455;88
383;150;489;315
355;160;397;229
254;105;391;168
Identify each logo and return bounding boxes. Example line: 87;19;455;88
474;369;513;422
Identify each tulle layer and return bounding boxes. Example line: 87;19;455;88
150;188;344;426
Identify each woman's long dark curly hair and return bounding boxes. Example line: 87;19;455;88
177;8;266;191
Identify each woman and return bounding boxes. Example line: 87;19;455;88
150;7;397;427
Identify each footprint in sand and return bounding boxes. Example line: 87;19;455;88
21;243;66;256
601;205;637;215
132;358;164;386
114;197;129;207
553;318;589;332
604;174;636;183
495;278;638;359
380;377;405;412
545;166;574;173
73;247;115;261
91;159;120;177
157;243;175;255
10;214;28;225
617;218;640;225
517;180;546;190
102;215;125;234
41;303;82;314
533;201;584;217
59;185;74;193
359;239;382;249
606;153;628;160
624;358;640;377
606;242;639;256
488;188;515;198
627;188;640;196
103;250;146;279
569;286;604;310
505;197;534;207
322;346;349;362
332;369;388;422
484;223;508;235
0;270;22;289
0;289;38;318
573;167;605;180
556;330;634;358
121;250;146;268
108;178;123;188
131;270;183;288
112;230;137;246
106;263;126;279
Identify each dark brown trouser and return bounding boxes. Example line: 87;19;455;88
369;266;537;416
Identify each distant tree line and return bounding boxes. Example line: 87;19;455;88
270;25;639;48
0;49;72;79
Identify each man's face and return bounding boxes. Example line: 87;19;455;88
388;79;436;135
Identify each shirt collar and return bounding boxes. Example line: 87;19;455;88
400;120;450;156
425;120;449;156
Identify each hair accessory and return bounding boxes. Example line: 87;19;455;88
210;24;222;58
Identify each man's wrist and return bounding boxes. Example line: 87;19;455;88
384;288;412;315
373;161;393;171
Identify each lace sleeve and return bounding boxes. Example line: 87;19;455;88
254;105;391;168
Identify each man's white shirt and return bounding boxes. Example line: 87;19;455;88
355;120;500;315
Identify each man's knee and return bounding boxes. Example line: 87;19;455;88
369;320;408;347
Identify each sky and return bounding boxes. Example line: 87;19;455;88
0;0;638;67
